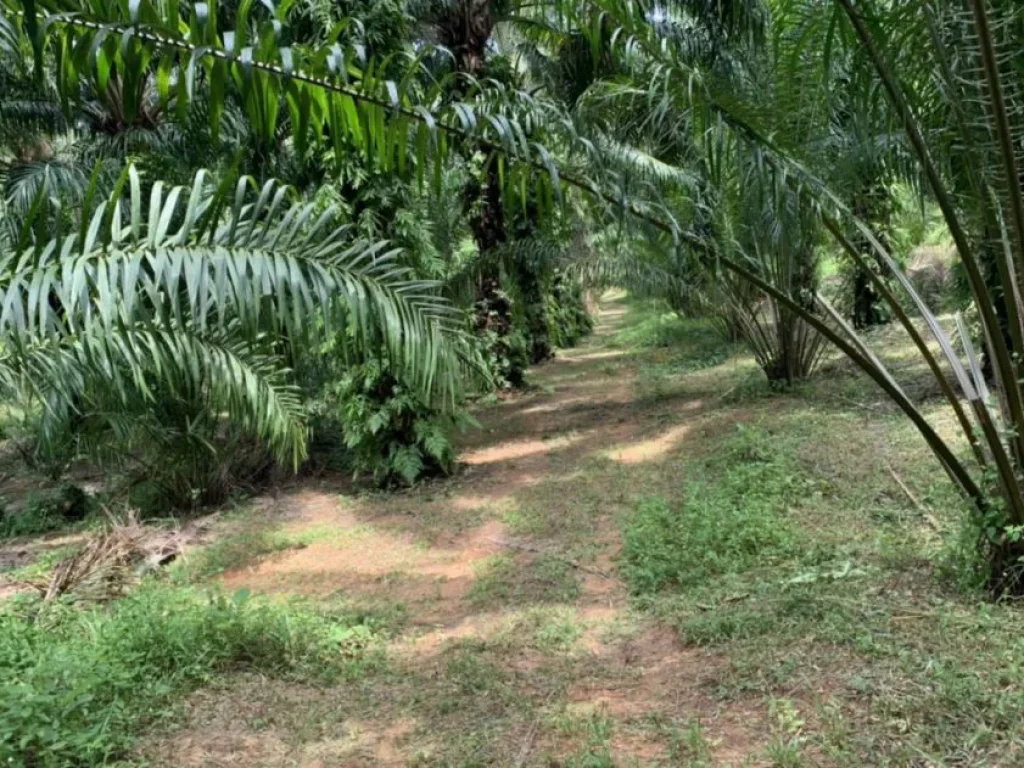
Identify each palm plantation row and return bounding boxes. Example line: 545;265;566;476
2;0;1024;594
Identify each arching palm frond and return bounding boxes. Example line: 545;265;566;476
0;165;465;465
4;323;308;466
1;155;92;216
0;97;67;137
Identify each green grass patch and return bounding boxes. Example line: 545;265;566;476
546;709;616;767
1;543;80;580
470;553;580;607
173;525;290;581
491;607;585;653
609;300;695;350
0;585;382;766
621;425;807;594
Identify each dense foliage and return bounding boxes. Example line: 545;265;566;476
7;0;1024;762
332;358;476;485
0;0;596;504
0;0;1022;592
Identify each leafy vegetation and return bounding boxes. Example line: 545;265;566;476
331;358;477;486
0;485;91;539
622;427;805;594
0;585;381;766
5;0;1024;762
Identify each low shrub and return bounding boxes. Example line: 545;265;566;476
126;433;277;515
0;484;91;539
0;585;380;765
330;358;475;486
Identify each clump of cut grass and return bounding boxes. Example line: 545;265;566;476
0;584;382;766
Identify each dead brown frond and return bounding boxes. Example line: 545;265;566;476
41;510;149;602
29;508;219;602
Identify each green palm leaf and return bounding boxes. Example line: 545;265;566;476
0;165;464;465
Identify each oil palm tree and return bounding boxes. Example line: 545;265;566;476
20;0;1024;590
0;164;463;503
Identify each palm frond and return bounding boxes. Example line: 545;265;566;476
0;165;467;463
6;323;307;466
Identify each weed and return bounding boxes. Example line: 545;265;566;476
423;642;522;726
765;698;807;767
0;584;381;766
548;709;616;767
609;301;695;351
648;717;719;766
1;544;79;581
320;357;476;487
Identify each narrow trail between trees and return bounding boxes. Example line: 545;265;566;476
149;293;774;766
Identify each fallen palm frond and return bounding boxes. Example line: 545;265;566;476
23;510;216;602
40;512;148;602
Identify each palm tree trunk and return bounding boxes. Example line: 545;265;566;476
851;183;892;329
980;232;1014;385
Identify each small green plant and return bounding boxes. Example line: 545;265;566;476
0;484;91;539
765;698;808;767
621;426;804;594
550;710;616;768
665;719;716;766
330;358;475;486
0;584;381;766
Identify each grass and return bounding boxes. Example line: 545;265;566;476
171;501;371;583
610;301;1024;764
621;425;808;595
0;584;383;766
174;525;290;581
470;553;581;607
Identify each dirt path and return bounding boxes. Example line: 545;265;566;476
149;294;773;767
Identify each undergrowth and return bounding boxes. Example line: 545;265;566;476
0;585;382;766
0;485;93;540
621;425;807;594
612;322;1024;764
328;358;475;486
